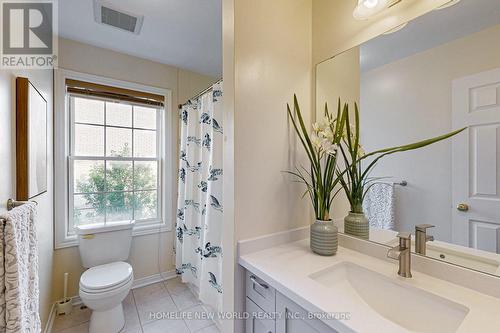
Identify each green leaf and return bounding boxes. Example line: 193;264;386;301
360;127;466;180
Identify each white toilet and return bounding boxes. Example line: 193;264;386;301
76;221;135;333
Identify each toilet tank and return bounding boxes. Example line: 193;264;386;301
75;220;135;268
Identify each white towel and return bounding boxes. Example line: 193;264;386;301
0;203;40;333
363;183;395;230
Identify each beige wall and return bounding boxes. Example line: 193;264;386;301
221;0;236;331
233;0;313;240
360;25;500;241
0;68;54;328
316;46;360;114
58;38;216;106
226;0;453;240
312;0;451;65
316;47;361;219
52;38;216;301
222;0;313;330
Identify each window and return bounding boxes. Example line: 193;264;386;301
55;70;173;248
69;96;160;232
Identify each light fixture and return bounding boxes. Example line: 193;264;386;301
435;0;461;10
353;0;389;20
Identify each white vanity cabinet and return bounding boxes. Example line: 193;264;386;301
245;270;276;333
245;270;338;333
275;293;338;333
246;297;276;333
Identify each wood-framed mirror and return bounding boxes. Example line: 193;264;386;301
16;77;48;200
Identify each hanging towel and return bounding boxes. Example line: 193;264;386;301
0;203;40;333
363;183;395;230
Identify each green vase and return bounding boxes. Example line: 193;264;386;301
344;212;369;240
310;219;338;256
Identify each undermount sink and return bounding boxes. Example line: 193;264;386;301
309;262;469;333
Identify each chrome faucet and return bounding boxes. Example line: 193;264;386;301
415;224;435;255
387;232;412;278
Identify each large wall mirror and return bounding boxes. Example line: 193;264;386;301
316;0;500;276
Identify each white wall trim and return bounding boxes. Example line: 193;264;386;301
56;224;172;249
131;269;178;289
43;302;56;333
54;68;175;249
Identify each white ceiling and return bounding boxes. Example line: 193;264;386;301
360;0;500;72
59;0;222;77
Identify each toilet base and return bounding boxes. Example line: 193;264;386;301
89;303;125;333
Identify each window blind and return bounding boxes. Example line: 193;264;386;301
66;79;164;107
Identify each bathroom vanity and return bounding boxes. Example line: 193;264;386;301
240;0;500;331
239;236;500;333
245;270;335;333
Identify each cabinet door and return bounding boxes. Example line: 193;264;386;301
246;270;276;314
246;297;275;333
275;293;338;333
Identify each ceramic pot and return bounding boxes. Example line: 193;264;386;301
344;212;369;240
310;219;338;256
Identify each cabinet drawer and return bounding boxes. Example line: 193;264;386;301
246;270;276;313
246;297;275;333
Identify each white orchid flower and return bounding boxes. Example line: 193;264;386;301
321;140;338;156
323;128;334;141
311;132;322;150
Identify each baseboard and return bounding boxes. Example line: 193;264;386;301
43;302;56;333
44;270;177;332
132;270;177;289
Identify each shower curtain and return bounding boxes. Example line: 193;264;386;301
176;81;223;313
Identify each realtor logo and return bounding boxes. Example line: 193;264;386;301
1;0;57;69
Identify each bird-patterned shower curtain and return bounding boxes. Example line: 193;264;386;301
176;81;223;313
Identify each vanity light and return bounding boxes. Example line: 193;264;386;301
353;0;405;20
353;0;389;20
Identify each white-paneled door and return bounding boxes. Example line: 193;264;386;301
452;67;500;254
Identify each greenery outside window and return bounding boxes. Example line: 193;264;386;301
69;95;161;233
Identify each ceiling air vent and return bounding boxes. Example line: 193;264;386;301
93;1;144;34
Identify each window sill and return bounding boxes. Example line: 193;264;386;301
54;220;172;249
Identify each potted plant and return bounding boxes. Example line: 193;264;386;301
286;95;347;256
337;101;465;239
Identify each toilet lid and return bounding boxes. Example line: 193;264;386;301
80;261;133;292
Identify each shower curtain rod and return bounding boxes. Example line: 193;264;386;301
178;78;223;109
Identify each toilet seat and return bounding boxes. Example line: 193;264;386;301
80;261;133;294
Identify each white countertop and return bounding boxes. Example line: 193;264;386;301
239;239;500;333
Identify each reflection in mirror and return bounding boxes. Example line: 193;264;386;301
316;0;500;276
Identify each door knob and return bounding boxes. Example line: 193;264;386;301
457;203;469;212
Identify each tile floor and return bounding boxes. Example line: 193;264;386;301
52;277;220;333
